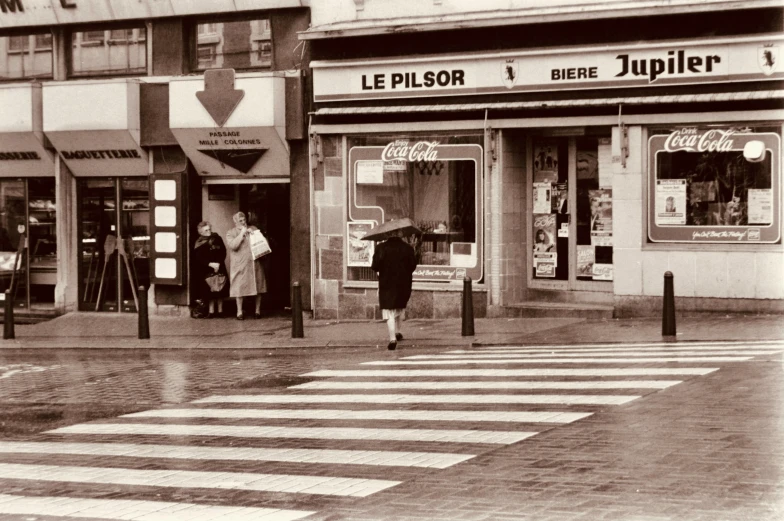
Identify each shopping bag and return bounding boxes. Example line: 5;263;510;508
205;273;227;293
249;229;272;260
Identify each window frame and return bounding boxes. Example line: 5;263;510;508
346;133;485;284
189;14;273;72
69;24;147;78
647;126;781;244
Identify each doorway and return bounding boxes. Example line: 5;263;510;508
202;181;290;314
78;178;151;312
528;134;613;291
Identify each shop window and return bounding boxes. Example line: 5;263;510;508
71;26;146;77
347;134;483;283
1;33;53;80
0;178;56;309
648;126;780;243
193;18;272;71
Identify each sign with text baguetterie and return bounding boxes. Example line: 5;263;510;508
312;34;783;102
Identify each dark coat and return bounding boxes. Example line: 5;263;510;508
371;237;417;310
192;233;229;301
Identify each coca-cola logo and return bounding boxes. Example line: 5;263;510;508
663;128;736;153
381;140;439;162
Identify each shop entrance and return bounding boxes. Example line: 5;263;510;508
528;135;613;290
203;181;290;313
77;178;151;312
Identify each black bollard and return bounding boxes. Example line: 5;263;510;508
3;289;14;340
462;276;475;337
291;281;304;338
662;271;676;339
138;286;150;340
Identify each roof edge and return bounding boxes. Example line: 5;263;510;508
299;0;780;40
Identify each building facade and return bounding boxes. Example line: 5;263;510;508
0;0;311;318
304;0;784;319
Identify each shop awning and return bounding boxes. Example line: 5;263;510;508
169;71;289;178
299;0;780;40
43;79;148;177
0;84;55;177
313;89;784;115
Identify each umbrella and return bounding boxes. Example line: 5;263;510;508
361;218;422;242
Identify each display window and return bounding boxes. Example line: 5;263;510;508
648;126;780;243
77;178;151;312
347;134;483;283
0;178;57;309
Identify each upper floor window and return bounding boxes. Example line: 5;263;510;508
0;32;54;80
71;26;146;77
194;18;272;71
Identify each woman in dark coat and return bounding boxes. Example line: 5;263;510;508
192;221;229;318
371;230;417;350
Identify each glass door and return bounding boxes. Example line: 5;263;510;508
529;135;613;290
79;178;150;312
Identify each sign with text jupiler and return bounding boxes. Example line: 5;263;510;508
312;34;783;102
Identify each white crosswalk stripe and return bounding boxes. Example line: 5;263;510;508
50;422;538;444
126;407;593;422
0;441;474;469
0;493;314;520
416;350;779;358
361;357;751;365
193;394;637;405
289;380;684;390
2;341;779;521
0;462;401;497
304;368;719;376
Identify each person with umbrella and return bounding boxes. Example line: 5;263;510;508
367;218;419;351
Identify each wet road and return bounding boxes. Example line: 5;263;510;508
0;341;783;520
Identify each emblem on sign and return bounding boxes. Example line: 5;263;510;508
758;45;779;76
501;59;518;89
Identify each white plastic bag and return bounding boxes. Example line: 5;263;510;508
249;229;271;260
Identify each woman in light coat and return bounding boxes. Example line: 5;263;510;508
226;211;266;320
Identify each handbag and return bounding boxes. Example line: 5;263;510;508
205;273;227;293
249;229;272;260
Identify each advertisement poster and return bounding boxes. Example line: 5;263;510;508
593;263;614;281
533;142;558;183
356;160;384;184
748;188;773;224
589;189;613;246
534;252;557;278
347;221;375;267
552;182;568;213
533;213;556;253
576;245;594;279
533;183;552;214
655;179;687;225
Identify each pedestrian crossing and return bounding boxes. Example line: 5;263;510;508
0;341;780;520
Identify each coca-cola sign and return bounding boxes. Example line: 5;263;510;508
663;128;736;153
381;140;440;162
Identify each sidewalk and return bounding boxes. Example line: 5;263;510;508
1;311;783;349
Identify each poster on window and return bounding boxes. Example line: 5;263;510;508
655;179;687;225
748;188;773;225
552;182;568;214
356;160;384;184
533;183;552;214
576;245;594;279
533;143;559;183
592;263;614;281
533;213;556;253
534;252;557;278
347;221;375;267
589;189;613;246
